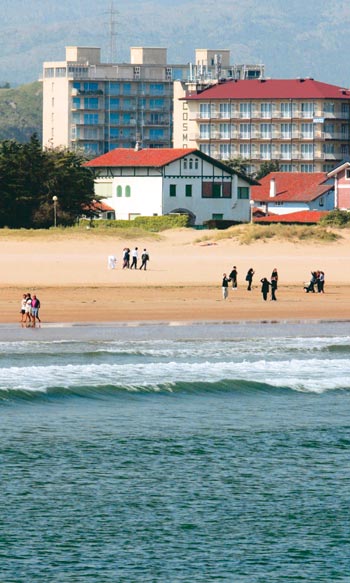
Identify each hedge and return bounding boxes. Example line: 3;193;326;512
80;214;190;232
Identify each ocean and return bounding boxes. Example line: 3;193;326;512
1;321;350;583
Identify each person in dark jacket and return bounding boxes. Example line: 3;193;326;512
229;266;238;289
271;268;278;301
222;273;231;300
246;268;255;291
139;249;150;270
260;278;271;301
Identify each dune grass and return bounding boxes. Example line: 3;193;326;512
195;223;341;245
0;226;163;241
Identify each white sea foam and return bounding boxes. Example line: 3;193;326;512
0;356;349;393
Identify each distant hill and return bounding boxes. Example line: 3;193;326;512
0;82;42;143
0;0;350;87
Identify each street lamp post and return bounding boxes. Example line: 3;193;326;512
249;199;255;224
52;195;58;227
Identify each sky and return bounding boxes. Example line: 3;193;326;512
1;0;350;87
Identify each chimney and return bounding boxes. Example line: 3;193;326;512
269;177;276;198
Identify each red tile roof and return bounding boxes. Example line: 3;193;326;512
186;78;350;100
85;148;198;168
83;201;115;212
251;172;333;202
254;210;329;224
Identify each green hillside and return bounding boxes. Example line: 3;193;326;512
0;81;42;143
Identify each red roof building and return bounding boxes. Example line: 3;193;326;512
251;172;335;218
173;77;350;175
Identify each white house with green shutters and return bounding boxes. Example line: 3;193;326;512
85;147;255;225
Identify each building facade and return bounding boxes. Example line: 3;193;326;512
173;78;350;174
85;148;256;225
327;160;350;209
42;47;264;156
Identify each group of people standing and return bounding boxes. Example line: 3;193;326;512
20;293;41;327
108;247;150;271
304;270;325;293
222;266;279;301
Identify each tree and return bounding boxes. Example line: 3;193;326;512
0;136;96;228
255;160;280;180
222;157;252;177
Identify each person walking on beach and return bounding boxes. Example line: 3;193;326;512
229;266;238;290
318;270;325;293
130;247;138;269
260;278;271;301
122;248;130;269
20;293;27;324
271;268;278;301
25;293;32;326
222;273;231;300
139;249;150;270
108;255;117;269
246;268;255;291
31;295;41;327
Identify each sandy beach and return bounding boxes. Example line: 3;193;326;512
1;228;350;324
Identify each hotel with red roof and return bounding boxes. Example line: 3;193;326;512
173;78;350;174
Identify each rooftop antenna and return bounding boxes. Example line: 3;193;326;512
108;1;118;63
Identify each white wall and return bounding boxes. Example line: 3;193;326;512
109;176;163;220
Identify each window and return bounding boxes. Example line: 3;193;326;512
323;143;334;154
280;164;293;172
150;128;164;139
280;102;292;118
84;97;98;109
301;123;313;138
73;97;80;109
189;158;193;169
281;123;292;138
200;144;210;155
109;83;120;95
341;145;350;155
44;67;54;78
84;82;98;92
110;128;119;138
183;159;188;170
133;67;140;79
260;143;271;159
280;143;292;159
324;123;334;134
345;168;350;179
238;187;249;199
240;123;250;139
260;103;272;118
300;164;315;172
109;112;119;124
123;84;131;95
319;196;324;207
200;103;211;119
220;123;230;139
200;124;210;139
84;113;99;124
240;103;251;118
219;103;230;118
202;182;231;198
150;84;164;95
150;99;164;109
185;185;192;197
55;67;66;77
117;186;122;197
125;186;131;197
240;143;251;158
324;102;334;114
194;159;199;169
220;144;231;158
212;214;223;220
110;98;120;110
301;102;314;118
301;143;314;159
260;123;272;138
170;184;176;197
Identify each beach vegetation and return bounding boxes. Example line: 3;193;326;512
319;210;350;228
79;214;190;232
195;223;340;245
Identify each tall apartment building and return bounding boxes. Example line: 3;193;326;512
42;46;264;155
173;78;350;173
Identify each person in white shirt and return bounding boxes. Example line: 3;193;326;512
130;247;138;269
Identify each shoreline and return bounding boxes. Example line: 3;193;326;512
1;318;349;342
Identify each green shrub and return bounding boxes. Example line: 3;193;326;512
319;210;350;227
80;214;190;232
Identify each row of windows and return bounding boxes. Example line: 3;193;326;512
199;122;350;139
169;184;249;199
199;102;350;117
200;143;350;158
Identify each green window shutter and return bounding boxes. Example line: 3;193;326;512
212;183;221;198
238;187;249;199
125;185;131;197
185;184;192;197
117;185;122;197
170;184;176;197
212;213;223;220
